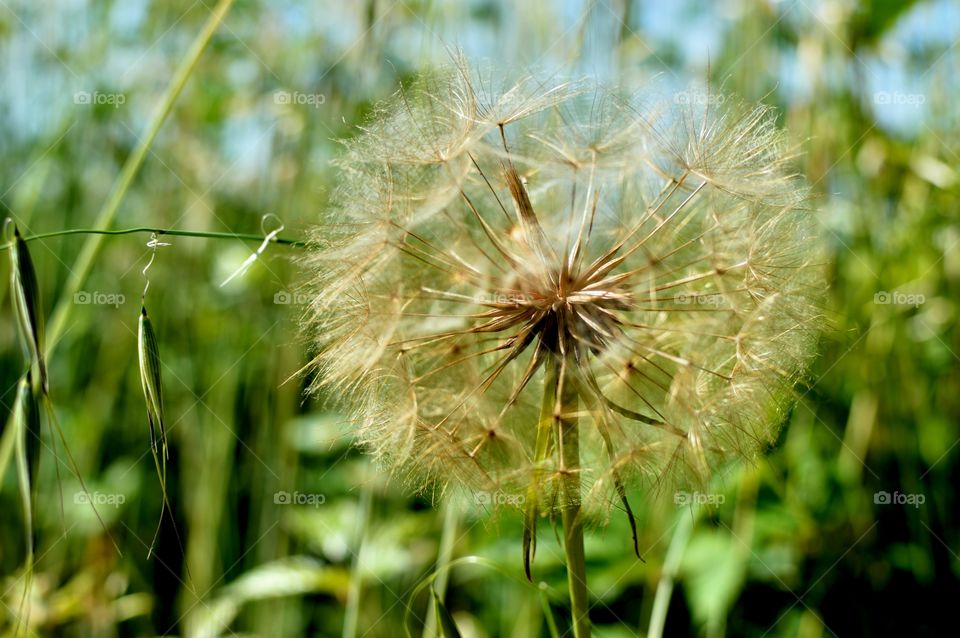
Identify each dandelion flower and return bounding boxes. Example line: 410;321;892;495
302;59;823;586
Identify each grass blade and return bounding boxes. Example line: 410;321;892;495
13;375;40;633
22;371;43;500
431;588;463;638
42;397;122;556
539;583;561;638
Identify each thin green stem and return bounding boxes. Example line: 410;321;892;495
423;498;460;638
43;0;236;357
647;512;695;638
539;583;562;638
0;226;306;250
554;357;590;638
342;482;374;638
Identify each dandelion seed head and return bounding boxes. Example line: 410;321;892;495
302;57;824;523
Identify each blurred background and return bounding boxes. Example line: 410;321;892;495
0;0;958;636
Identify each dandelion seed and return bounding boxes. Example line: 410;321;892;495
302;60;823;578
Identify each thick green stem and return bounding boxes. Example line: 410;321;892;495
562;493;590;638
555;358;590;638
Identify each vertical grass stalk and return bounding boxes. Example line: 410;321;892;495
423;498;460;638
342;481;374;638
647;512;695;638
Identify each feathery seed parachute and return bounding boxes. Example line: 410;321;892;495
302;59;823;542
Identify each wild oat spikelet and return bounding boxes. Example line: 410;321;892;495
303;59;823;546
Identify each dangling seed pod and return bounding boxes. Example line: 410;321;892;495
138;305;167;462
8;224;48;394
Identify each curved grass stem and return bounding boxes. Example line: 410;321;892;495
0;226;306;250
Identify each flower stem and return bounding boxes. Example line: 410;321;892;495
0;226;306;251
554;357;591;638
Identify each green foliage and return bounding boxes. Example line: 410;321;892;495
1;1;957;636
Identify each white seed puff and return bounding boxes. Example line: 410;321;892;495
301;58;824;524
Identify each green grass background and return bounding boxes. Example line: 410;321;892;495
1;0;958;636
